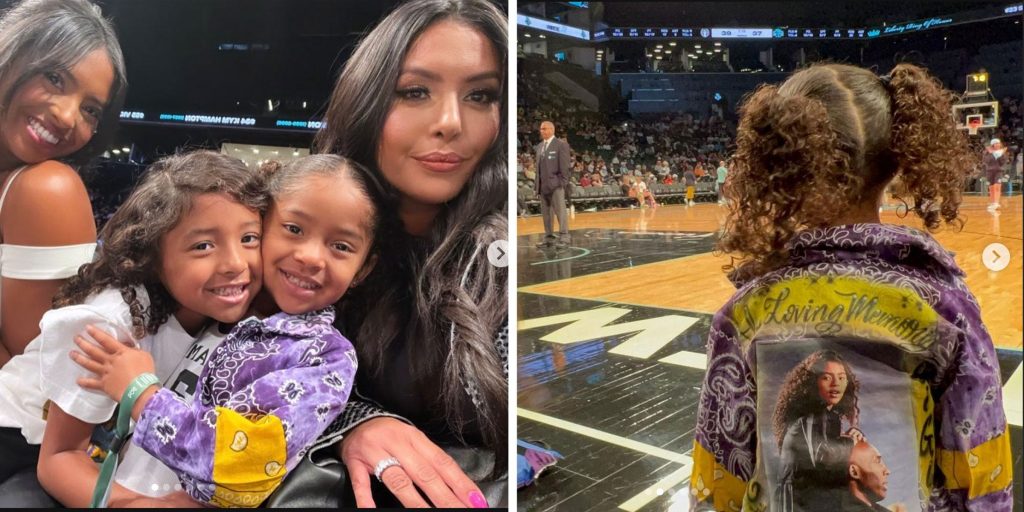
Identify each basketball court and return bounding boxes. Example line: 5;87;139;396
516;196;1023;511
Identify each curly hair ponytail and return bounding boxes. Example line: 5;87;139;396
720;63;973;279
720;78;857;278
888;63;976;230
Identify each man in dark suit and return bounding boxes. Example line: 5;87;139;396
535;120;571;248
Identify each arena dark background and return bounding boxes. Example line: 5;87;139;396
1;0;508;227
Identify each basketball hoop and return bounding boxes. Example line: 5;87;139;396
967;117;982;136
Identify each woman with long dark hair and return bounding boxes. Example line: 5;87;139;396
772;350;862;511
0;0;127;367
309;0;507;508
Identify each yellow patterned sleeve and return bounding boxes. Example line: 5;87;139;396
691;440;747;511
936;426;1013;500
209;406;288;508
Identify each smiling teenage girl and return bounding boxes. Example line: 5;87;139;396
0;0;127;366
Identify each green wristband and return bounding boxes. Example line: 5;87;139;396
90;372;160;508
117;372;160;433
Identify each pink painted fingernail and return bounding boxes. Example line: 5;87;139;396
469;491;488;508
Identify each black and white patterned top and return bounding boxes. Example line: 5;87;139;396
309;320;508;454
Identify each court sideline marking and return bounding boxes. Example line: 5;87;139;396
518;407;694;511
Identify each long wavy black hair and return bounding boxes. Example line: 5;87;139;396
315;0;507;475
771;349;860;450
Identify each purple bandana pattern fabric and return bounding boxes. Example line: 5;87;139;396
133;308;356;507
690;224;1012;512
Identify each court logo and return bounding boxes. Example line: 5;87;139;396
519;306;705;367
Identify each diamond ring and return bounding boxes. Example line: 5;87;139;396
373;457;402;482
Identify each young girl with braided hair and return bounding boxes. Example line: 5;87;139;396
691;63;1011;511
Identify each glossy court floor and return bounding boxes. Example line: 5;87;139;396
516;195;1024;511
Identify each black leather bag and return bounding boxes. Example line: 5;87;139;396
264;445;508;508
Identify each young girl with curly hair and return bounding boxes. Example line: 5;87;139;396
0;151;265;506
690;63;1011;511
68;155;386;507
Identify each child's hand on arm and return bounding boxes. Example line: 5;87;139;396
70;324;159;419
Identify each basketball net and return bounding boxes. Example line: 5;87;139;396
968;118;982;136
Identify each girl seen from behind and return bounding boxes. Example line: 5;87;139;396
690;63;1011;511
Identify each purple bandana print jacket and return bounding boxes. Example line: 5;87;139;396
133;308;357;507
690;224;1012;512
